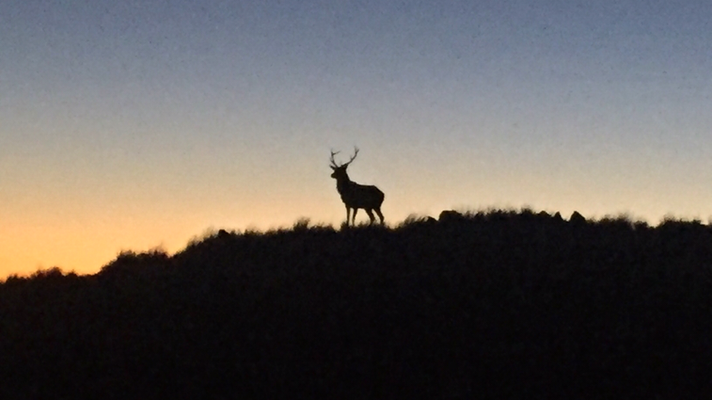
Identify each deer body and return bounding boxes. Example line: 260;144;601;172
330;148;385;225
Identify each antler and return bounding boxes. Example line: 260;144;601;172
342;147;359;168
330;146;359;168
329;149;341;168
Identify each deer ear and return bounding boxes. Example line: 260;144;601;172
330;165;336;170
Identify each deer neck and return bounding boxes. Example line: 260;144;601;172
335;175;353;195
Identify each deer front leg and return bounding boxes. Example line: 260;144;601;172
352;208;358;225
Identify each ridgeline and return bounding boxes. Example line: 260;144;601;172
2;209;712;398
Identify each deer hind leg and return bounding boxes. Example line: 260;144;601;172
365;209;376;224
375;208;384;224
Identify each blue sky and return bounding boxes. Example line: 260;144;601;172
1;0;711;275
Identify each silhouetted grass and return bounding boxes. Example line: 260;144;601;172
1;209;712;399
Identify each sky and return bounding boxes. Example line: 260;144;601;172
1;0;711;277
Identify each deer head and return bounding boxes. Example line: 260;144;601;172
329;147;359;181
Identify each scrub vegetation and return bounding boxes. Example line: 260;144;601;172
2;209;711;398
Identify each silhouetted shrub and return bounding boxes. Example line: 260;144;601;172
569;210;587;224
98;248;170;279
2;210;712;398
30;266;66;279
438;209;465;223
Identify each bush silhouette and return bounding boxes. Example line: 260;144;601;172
1;209;712;398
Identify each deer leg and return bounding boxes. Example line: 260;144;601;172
375;208;384;224
365;209;375;224
352;208;358;225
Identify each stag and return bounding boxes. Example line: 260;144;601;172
330;147;385;226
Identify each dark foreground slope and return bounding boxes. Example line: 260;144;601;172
2;210;712;399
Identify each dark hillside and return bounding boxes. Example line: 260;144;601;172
2;210;712;399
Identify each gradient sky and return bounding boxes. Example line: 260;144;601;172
2;0;711;277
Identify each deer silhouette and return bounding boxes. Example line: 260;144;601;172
330;147;385;226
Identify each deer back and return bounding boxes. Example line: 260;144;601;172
340;181;384;208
